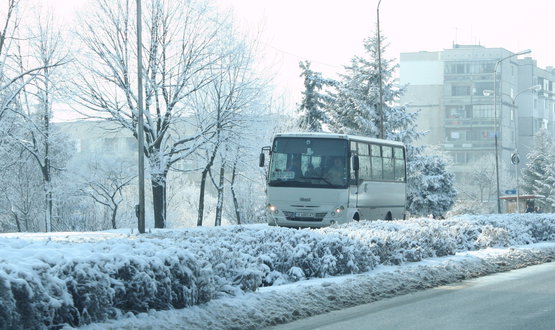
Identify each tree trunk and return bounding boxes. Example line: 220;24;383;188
44;183;52;232
197;147;219;227
13;212;21;232
151;174;166;228
230;160;241;225
111;204;118;229
197;168;209;226
214;163;225;226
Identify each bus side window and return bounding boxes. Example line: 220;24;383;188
350;142;358;182
359;155;371;180
394;147;406;182
383;157;394;180
350;141;357;153
382;146;394;180
370;144;382;180
357;142;371;180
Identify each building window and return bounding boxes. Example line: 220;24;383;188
453;152;467;164
473;105;494;118
474;82;493;96
446;62;471;74
446;105;471;119
478;62;495;73
472;128;494;140
447;129;468;141
452;85;470;96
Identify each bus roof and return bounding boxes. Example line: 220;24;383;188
274;132;404;147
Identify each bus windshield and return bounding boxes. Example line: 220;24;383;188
268;137;349;188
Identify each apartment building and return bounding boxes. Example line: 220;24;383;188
400;44;555;198
56;120;137;158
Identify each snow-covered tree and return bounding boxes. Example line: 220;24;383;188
188;24;266;227
222;111;275;225
326;32;419;143
297;60;334;132
74;0;235;228
521;129;555;212
0;153;43;232
8;9;72;232
469;154;497;202
320;28;456;216
0;0;21;122
322;29;421;144
77;156;136;229
407;153;456;218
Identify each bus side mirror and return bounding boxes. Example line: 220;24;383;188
259;146;271;167
352;155;359;172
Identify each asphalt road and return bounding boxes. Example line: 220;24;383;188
269;262;555;330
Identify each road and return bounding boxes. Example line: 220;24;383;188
269;262;555;330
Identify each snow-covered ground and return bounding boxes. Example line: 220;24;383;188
1;214;554;330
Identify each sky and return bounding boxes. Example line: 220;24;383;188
42;0;555;111
215;0;555;107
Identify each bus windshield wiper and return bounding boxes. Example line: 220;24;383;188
303;176;337;187
269;180;305;187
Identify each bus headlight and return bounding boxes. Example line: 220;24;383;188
331;206;344;216
267;204;278;214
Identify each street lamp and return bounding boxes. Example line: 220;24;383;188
486;84;541;212
505;85;541;212
492;49;531;213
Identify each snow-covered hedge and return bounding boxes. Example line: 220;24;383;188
1;214;555;329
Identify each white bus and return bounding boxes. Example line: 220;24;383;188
259;132;407;227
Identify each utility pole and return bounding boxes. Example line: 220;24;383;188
377;0;384;139
136;0;145;233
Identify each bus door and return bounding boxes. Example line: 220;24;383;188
348;142;361;216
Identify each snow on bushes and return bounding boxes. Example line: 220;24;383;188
1;213;555;329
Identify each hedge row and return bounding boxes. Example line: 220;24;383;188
1;213;554;329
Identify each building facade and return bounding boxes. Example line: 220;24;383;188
400;45;555;201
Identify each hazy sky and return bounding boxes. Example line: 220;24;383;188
216;0;555;105
43;0;555;109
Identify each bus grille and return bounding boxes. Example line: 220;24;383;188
283;211;327;222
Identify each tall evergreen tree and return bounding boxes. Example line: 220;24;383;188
297;60;334;132
521;129;554;212
407;153;456;218
326;31;419;143
322;28;456;217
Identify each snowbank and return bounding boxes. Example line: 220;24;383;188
1;214;554;329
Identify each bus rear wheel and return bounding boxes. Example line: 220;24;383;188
385;211;393;221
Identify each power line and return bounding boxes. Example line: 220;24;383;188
261;41;344;70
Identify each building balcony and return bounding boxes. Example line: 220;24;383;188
445;119;494;127
443;142;495;150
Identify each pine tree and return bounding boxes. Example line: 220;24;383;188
326;31;419;143
521;129;554;212
407;153;457;218
297;60;334;132
540;162;555;212
322;29;457;217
